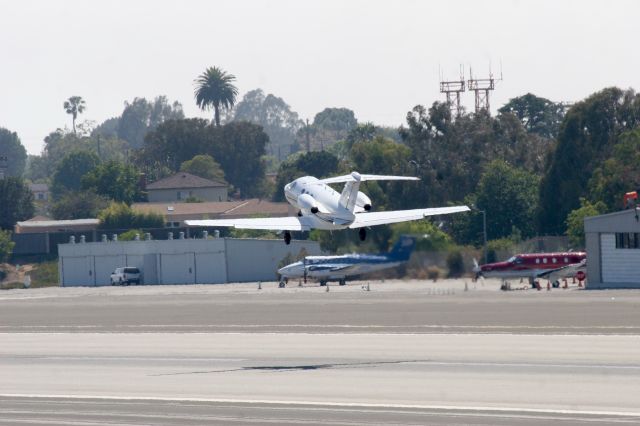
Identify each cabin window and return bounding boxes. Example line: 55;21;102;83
543;258;548;264
535;258;540;264
552;258;557;263
616;233;640;249
564;257;569;263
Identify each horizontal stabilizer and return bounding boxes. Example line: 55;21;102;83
317;172;419;185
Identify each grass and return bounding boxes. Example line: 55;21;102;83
29;261;59;288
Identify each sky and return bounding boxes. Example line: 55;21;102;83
1;0;639;154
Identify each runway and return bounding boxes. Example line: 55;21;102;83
1;280;640;424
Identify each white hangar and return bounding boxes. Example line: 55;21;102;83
58;237;321;286
585;208;640;288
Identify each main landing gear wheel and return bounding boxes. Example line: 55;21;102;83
278;281;286;288
284;231;291;245
358;228;367;241
319;280;327;286
339;279;346;286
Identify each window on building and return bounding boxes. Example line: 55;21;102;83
616;233;640;249
177;191;183;200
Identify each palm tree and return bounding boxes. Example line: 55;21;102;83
194;67;238;126
63;96;86;135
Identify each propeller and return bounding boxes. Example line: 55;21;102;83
472;258;483;282
303;257;308;284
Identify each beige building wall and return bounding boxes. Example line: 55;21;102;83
147;187;228;202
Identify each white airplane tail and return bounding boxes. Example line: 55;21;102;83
338;172;362;212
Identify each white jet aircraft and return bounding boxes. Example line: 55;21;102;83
185;171;470;244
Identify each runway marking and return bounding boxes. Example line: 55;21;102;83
3;324;640;332
1;393;640;419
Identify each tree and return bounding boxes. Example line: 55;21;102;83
498;93;566;139
180;154;226;183
139;119;269;198
51;151;100;198
24;155;49;182
194;66;238;126
349;136;412;210
538;87;640;234
137;118;210;171
63;96;86;135
0;230;15;263
400;102;551;211
233;89;303;159
50;190;109;220
0;177;34;230
566;198;606;249
473;160;540;241
214;121;268;197
588;128;640;211
274;151;340;201
116;96;184;148
296;107;358;152
0;127;27;177
98;202;164;229
81;161;143;204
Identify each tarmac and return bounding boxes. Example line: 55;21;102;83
1;279;640;425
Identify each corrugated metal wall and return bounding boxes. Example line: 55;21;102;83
59;238;320;286
600;234;640;285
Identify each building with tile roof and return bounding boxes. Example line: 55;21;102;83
146;172;228;202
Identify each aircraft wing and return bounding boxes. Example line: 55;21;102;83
317;173;419;185
348;206;470;229
185;216;312;231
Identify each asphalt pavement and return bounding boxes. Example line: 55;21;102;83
1;279;639;425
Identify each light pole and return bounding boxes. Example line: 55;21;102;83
472;205;487;264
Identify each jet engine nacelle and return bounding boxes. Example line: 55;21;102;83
356;191;372;211
298;193;321;214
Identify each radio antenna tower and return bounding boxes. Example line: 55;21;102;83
439;65;466;117
467;64;502;114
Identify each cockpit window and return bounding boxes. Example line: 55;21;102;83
507;256;523;264
291;182;297;189
507;256;517;263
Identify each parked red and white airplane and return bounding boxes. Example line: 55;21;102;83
185;171;470;244
473;252;587;287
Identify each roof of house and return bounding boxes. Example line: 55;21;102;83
25;215;53;222
146;173;227;190
132;199;291;218
28;183;49;192
16;218;100;228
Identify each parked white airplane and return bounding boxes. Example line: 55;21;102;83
185;171;470;244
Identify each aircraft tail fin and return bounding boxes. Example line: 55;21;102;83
387;235;417;261
338;172;362;212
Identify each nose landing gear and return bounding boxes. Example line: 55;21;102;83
358;228;367;241
284;231;291;245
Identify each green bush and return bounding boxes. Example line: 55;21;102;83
486;238;516;263
0;230;15;263
30;261;59;288
118;229;144;241
98;202;164;229
446;249;465;278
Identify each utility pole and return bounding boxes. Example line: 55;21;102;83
305;119;311;153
